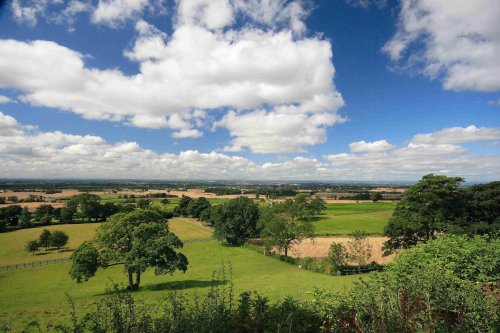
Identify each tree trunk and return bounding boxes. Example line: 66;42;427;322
284;247;288;258
134;271;141;290
128;269;134;289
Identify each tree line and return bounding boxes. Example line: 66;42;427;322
0;193;138;232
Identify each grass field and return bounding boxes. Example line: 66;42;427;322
0;223;100;265
0;219;360;331
313;202;396;235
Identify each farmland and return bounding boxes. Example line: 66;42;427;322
0;218;360;330
313;202;396;235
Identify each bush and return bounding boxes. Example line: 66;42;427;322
50;230;69;249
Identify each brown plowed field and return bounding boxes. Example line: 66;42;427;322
286;236;395;264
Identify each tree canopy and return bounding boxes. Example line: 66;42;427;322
384;174;466;253
258;195;317;257
211;196;260;245
70;209;188;290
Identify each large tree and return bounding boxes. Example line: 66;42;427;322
173;195;192;217
258;198;315;258
384;174;466;253
211;196;260;245
70;209;188;290
68;193;102;222
461;181;500;235
187;197;211;219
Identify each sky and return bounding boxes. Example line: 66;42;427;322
0;0;499;182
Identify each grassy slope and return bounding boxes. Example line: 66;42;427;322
314;202;396;235
0;223;100;265
0;219;359;330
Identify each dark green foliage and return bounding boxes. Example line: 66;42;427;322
51;230;69;249
1;205;22;226
204;187;242;195
370;192;383;202
39;229;52;250
60;206;77;223
0;196;5;204
25;239;40;255
69;242;100;282
212;197;260;245
258;195;317;257
461;181;500;235
69;193;101;222
70;209;188;290
136;198;151;209
199;208;211;222
347;235;499;333
173;195;192;217
187;197;211;219
384;174;466;252
34;204;56;222
18;207;32;228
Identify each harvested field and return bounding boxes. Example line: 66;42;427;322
286;236;395;264
0;202;65;211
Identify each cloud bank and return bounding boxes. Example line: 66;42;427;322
0;112;498;181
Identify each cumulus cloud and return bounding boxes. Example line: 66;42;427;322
216;108;345;154
325;126;500;181
411;126;500;145
0;113;498;181
0;0;344;153
384;0;500;92
349;140;395;153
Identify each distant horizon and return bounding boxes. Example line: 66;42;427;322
0;177;494;186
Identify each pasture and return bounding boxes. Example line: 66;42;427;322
0;218;359;331
313;202;395;235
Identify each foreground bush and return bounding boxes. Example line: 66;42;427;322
17;235;500;332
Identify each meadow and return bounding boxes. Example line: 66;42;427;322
0;218;360;331
313;202;396;235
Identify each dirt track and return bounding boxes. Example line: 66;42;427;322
286;236;395;264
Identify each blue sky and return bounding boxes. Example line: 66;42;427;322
0;0;499;181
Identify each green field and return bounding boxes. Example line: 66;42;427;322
0;223;100;265
313;202;395;235
0;219;359;330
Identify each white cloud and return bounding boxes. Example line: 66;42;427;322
231;0;310;35
11;0;92;28
411;125;500;145
92;0;166;27
324;126;500;181
0;113;498;181
0;96;13;104
177;0;234;30
349;139;395;153
0;3;344;152
384;0;500;92
216;108;345;154
344;0;387;9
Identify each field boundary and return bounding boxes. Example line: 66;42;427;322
0;257;70;271
1;238;213;271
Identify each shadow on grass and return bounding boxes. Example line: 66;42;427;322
94;279;225;296
145;279;225;292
